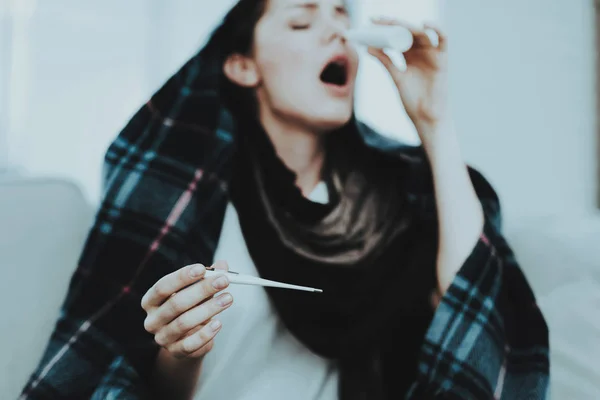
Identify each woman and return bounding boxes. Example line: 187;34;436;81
21;0;549;399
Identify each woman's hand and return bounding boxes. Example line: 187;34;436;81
141;260;234;359
368;18;448;143
370;19;484;297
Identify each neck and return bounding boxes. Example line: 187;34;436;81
259;108;325;197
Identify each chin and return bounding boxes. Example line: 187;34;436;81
310;113;352;132
307;101;354;132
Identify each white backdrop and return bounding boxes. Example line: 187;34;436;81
1;0;439;203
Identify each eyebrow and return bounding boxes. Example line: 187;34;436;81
287;2;348;15
288;2;318;9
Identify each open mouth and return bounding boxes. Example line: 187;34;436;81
319;56;349;87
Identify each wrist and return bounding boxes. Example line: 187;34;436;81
154;348;205;400
415;123;460;164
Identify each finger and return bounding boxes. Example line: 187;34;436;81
167;319;223;359
368;47;392;68
368;47;404;76
154;291;233;346
423;23;447;51
170;323;216;358
212;259;229;272
155;320;204;348
189;339;215;358
141;264;206;310
144;270;230;333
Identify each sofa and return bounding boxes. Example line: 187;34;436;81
1;176;598;399
509;213;600;399
0;176;94;399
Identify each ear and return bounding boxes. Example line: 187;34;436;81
223;53;260;88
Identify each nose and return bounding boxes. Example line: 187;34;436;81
321;18;348;46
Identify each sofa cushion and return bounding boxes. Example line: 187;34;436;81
538;279;600;399
0;177;94;399
508;213;600;297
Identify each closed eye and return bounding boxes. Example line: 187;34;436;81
335;5;348;18
291;24;311;30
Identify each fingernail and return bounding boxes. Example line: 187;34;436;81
216;293;233;307
190;265;205;278
210;320;222;332
212;276;229;290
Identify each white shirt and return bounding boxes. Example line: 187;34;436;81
193;183;339;400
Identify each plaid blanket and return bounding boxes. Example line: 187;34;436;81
19;29;549;400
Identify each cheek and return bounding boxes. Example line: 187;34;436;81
254;30;314;85
259;43;309;84
349;48;360;81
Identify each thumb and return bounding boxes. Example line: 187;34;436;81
368;47;395;70
212;260;230;272
368;47;405;81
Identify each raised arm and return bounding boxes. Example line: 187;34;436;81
368;19;549;398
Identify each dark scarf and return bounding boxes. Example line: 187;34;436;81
228;117;438;399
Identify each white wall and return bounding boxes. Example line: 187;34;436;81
5;0;148;199
3;0;238;202
2;0;597;230
143;0;238;90
0;4;12;167
445;0;597;229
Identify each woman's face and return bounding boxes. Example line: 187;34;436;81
251;0;359;131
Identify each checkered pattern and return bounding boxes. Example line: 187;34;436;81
19;32;548;400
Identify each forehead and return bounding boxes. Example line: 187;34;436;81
265;0;350;13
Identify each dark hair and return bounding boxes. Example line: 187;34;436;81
211;0;269;116
220;0;268;56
